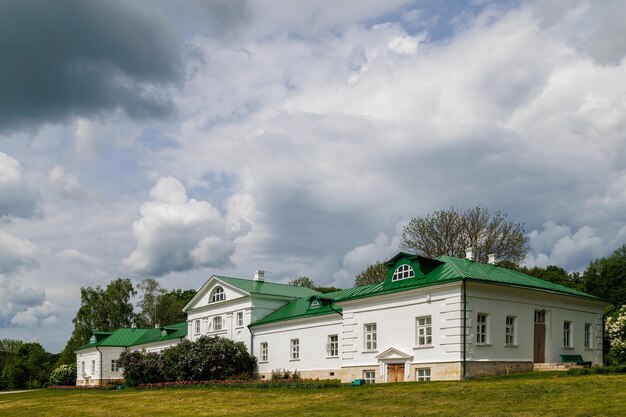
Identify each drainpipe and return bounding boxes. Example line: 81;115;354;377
462;278;467;380
95;346;103;386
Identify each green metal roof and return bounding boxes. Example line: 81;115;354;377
215;275;320;298
250;253;602;327
75;322;188;351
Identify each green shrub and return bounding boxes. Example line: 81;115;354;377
118;350;163;386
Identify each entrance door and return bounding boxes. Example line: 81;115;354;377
534;310;546;363
387;364;405;382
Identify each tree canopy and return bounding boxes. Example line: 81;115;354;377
581;245;626;308
355;261;387;287
400;206;529;265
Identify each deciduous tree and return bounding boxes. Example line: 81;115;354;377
400;207;529;265
355;261;387;287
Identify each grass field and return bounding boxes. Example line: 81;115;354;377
1;372;625;417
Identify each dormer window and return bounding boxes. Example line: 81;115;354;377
89;335;96;344
392;264;415;281
210;286;225;303
310;300;320;309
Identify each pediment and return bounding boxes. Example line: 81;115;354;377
183;276;249;311
375;347;413;361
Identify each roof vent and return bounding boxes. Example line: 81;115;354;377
487;254;496;265
465;247;475;261
254;270;265;282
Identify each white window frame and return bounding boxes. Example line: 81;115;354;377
364;323;377;351
416;368;431;382
81;361;85;375
236;312;244;328
476;313;488;344
416;316;432;347
91;360;95;375
505;316;516;346
363;370;376;384
260;342;268;362
392;264;415;281
563;321;572;348
210;286;225;303
290;339;300;360
111;359;119;373
327;334;339;357
310;300;320;309
213;316;223;331
584;323;592;349
194;319;200;334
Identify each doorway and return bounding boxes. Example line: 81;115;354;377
534;310;546;363
387;364;405;382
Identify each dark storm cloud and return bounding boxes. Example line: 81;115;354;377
0;0;184;133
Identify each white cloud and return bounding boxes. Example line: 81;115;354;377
122;176;248;276
0;152;38;219
48;165;83;199
0;231;40;274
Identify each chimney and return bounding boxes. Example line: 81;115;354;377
254;270;265;282
154;323;160;328
465;247;474;261
487;254;496;265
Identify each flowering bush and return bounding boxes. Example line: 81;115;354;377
48;364;77;386
606;305;626;365
138;378;342;390
119;336;256;386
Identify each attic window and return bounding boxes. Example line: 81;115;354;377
392;264;415;281
310;300;320;309
89;335;96;343
210;286;225;303
161;329;168;337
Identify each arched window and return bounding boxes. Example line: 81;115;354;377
392;264;415;281
213;316;223;331
310;300;320;309
210;286;225;302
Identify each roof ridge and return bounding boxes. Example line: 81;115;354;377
216;275;315;288
437;256;465;278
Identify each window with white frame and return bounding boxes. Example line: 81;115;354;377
260;342;268;362
416;368;431;382
363;370;376;384
505;316;516;345
563;321;572;348
392;264;415;281
236;312;244;327
584;323;592;349
310;300;320;309
111;359;119;372
327;334;339;357
364;323;377;351
416;316;432;346
91;360;95;375
290;339;300;360
476;313;488;344
81;361;85;375
210;286;225;303
194;320;200;334
213;316;223;331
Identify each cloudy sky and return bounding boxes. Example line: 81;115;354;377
1;0;626;352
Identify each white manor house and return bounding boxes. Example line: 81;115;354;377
76;251;608;385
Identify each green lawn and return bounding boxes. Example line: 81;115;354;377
1;373;625;417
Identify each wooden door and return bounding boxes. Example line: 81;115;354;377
388;364;404;382
534;310;546;363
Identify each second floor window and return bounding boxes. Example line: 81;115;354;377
210;286;225;303
237;312;244;327
364;323;377;351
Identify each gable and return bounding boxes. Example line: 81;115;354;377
183;276;249;312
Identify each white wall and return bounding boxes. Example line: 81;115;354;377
253;315;342;374
76;347;125;385
466;282;605;364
